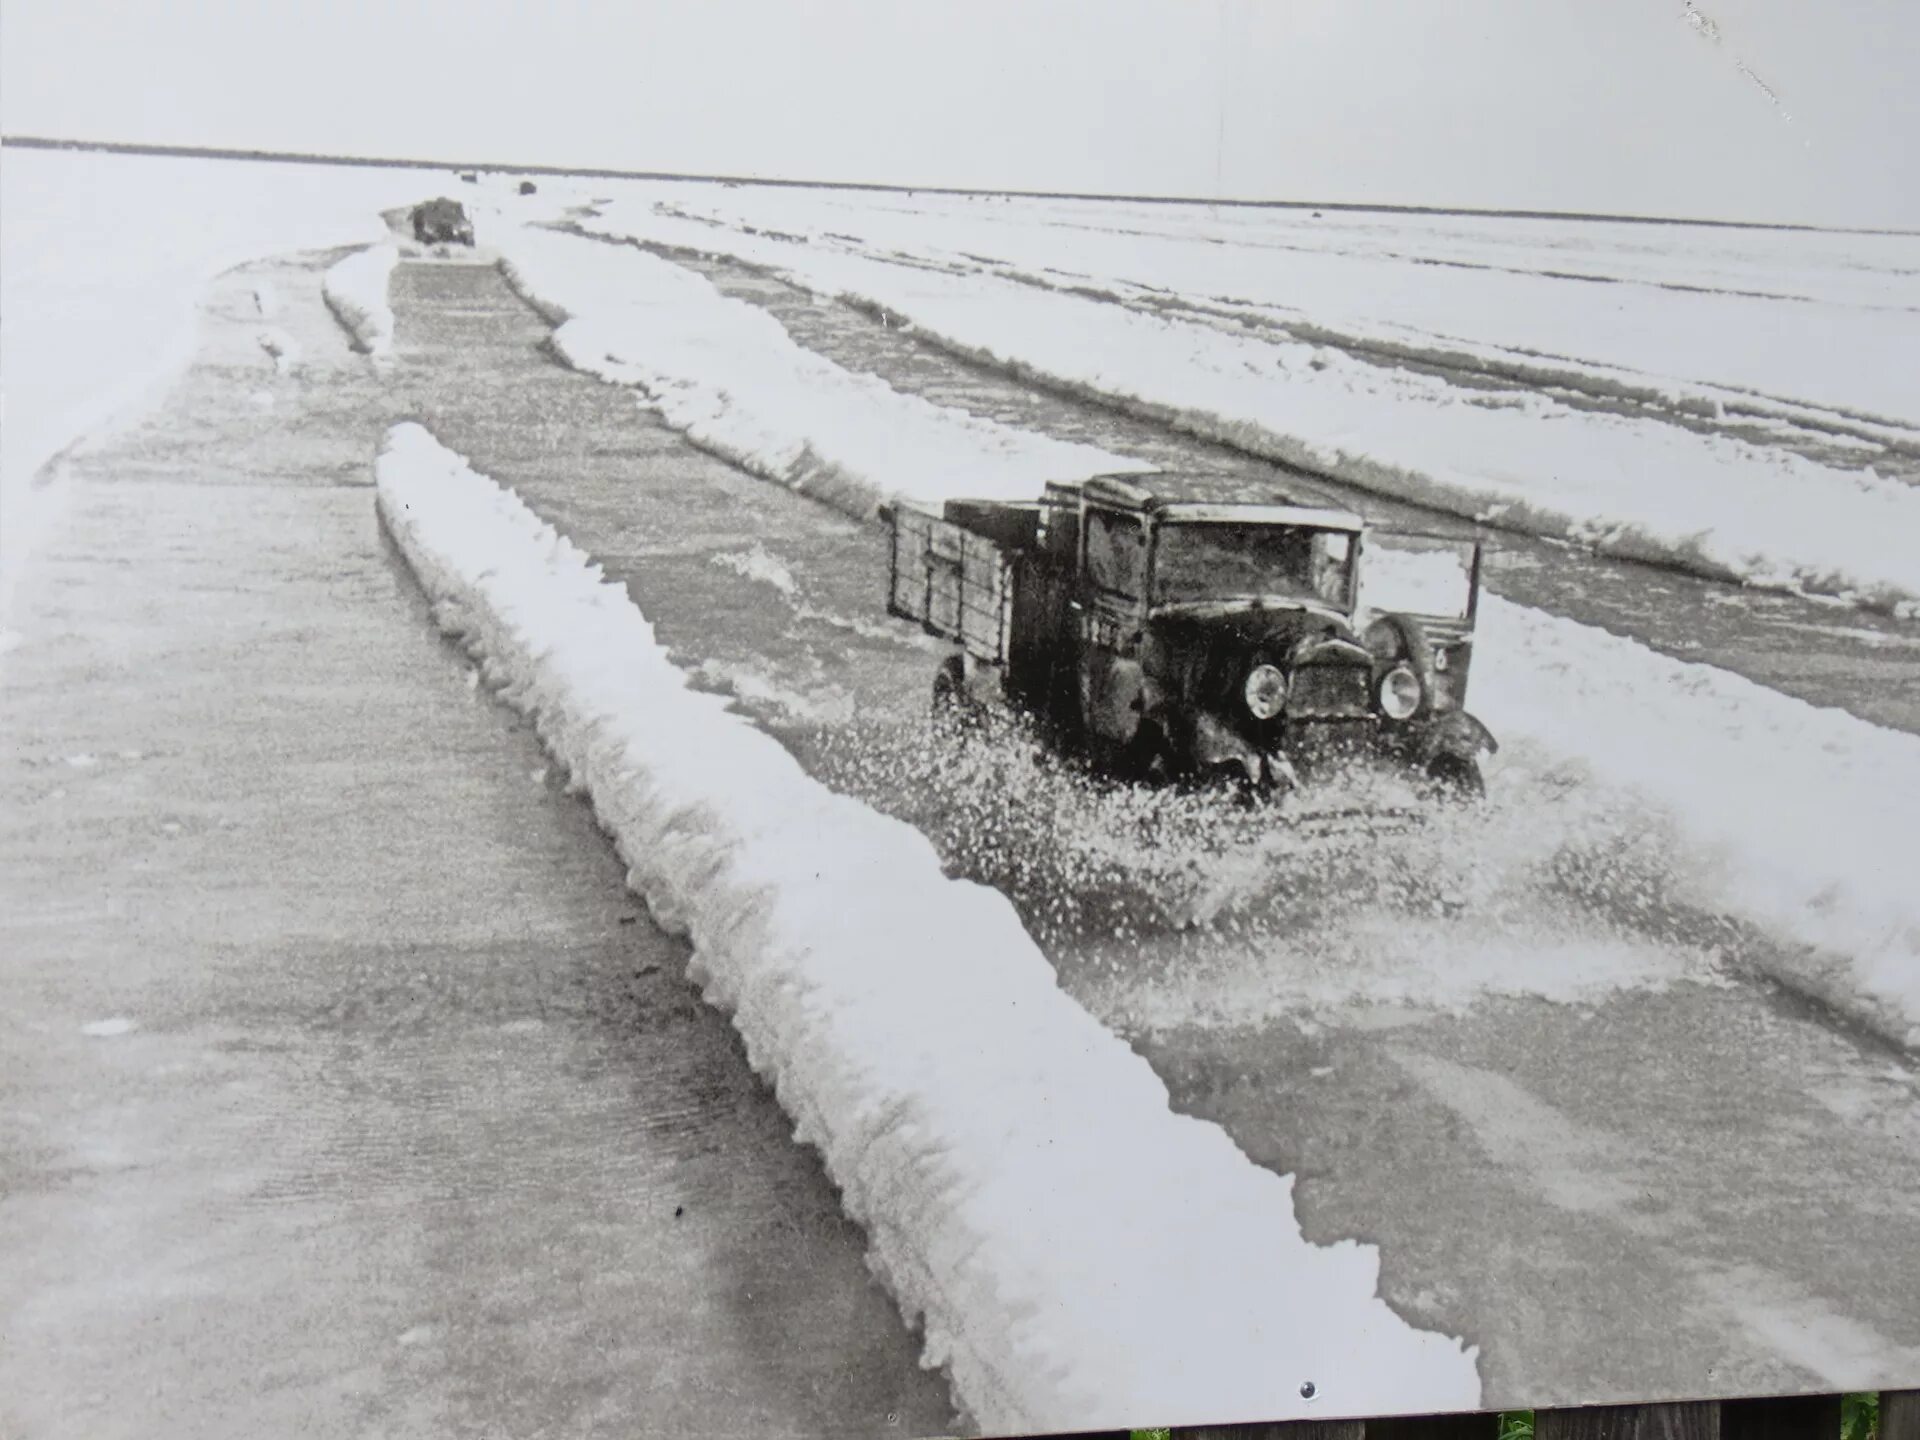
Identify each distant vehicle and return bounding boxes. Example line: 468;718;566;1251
458;171;478;184
883;472;1496;797
411;198;475;247
518;179;538;195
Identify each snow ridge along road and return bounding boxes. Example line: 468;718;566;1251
1474;596;1920;1048
374;421;1483;1433
478;220;1920;1050
320;244;399;360
488;223;1144;518
575;196;1920;616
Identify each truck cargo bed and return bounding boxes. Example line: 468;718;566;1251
884;503;1024;665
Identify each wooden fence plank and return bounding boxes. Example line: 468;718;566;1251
1364;1413;1504;1438
1883;1390;1920;1440
1720;1394;1839;1438
1176;1421;1364;1439
1535;1401;1720;1440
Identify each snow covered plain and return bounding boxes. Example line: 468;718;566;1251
486;219;1920;1048
375;421;1482;1431
570;189;1920;615
0;148;439;628
640;186;1920;431
12;153;1916;1422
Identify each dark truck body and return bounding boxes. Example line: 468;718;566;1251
411;197;475;247
884;472;1496;795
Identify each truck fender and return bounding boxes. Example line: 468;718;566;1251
1415;710;1499;764
1190;709;1263;788
1368;613;1439;715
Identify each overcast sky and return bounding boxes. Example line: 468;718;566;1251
3;0;1913;228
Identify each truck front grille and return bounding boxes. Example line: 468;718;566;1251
1289;664;1372;718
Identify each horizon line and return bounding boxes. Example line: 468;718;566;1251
5;132;1914;237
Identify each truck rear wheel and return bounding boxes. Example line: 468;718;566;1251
1091;721;1170;786
931;658;978;733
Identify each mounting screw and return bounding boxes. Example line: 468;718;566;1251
1300;1381;1317;1400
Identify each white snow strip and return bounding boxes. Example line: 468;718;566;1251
580;201;1920;615
321;244;400;360
374;421;1482;1432
1475;596;1920;1047
483;223;1144;518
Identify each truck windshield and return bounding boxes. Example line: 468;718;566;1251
1152;523;1354;608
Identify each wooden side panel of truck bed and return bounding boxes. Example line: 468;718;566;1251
886;505;1015;664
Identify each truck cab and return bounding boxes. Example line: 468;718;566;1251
886;472;1496;796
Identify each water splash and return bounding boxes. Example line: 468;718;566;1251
802;712;1733;1031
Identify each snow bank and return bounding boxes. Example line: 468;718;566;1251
321;244;399;359
1476;597;1920;1047
483;223;1142;518
374;421;1481;1432
580;201;1920;614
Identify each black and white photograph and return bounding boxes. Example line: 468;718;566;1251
2;2;1916;1437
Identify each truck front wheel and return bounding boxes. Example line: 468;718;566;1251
1426;752;1485;800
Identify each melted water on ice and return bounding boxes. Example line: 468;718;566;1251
798;712;1734;1034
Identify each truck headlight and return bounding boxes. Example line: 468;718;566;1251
1378;664;1422;720
1244;663;1288;720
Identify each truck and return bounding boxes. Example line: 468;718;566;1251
411;198;475;247
883;471;1497;798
